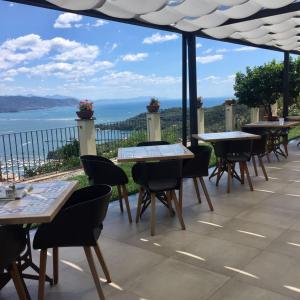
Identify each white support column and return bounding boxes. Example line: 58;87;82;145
225;101;234;131
76;118;97;156
146;113;161;141
250;107;259;123
197;107;205;134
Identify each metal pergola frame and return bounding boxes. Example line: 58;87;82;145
4;0;298;145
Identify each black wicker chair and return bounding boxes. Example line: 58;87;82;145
0;225;28;300
33;185;112;300
132;160;185;236
242;128;269;181
182;145;214;211
81;155;132;223
226;140;254;193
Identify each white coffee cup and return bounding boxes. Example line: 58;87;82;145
279;118;284;125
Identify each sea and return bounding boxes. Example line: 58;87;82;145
0;97;226;134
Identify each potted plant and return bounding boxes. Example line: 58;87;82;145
76;100;94;119
147;97;160;113
225;98;236;106
196;96;203;108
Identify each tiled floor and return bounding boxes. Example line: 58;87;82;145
2;140;300;300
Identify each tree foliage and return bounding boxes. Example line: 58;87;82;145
234;57;300;118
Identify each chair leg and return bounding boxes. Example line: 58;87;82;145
179;179;183;212
243;162;254;191
135;188;143;223
94;243;112;283
252;156;258;176
199;177;214;211
227;162;231;193
283;138;288;156
38;249;47;300
122;185;132;223
9;262;27;300
193;177;201;203
239;162;244;184
150;192;156;236
117;185;123;213
216;159;222;187
166;191;174;217
84;247;105;300
171;190;185;230
53;247;59;285
258;156;268;181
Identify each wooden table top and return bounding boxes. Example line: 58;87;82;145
0;180;77;225
117;143;194;163
192;131;261;142
243;121;300;128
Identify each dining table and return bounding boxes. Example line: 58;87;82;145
243;121;300;159
0;180;77;291
117;143;194;216
192;131;260;184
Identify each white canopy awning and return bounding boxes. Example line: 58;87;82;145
8;0;300;54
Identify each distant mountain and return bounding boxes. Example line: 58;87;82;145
0;96;78;113
44;95;78;100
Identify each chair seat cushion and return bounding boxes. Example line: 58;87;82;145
226;153;250;162
143;179;179;192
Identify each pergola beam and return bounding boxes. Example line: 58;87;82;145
283;52;290;118
187;34;198;147
182;34;188;146
5;0;300;55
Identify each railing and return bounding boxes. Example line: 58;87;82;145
95;119;147;158
0;126;79;182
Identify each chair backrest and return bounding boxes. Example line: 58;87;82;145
242;128;267;155
227;140;253;156
0;225;26;269
183;145;212;177
132;160;182;186
66;185;111;229
213;141;229;158
81;156;127;186
136;141;170;147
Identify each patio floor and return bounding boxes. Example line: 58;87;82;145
2;140;300;300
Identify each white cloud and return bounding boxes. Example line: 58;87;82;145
0;35;103;70
202;48;213;54
111;43;118;52
8;60;113;81
143;33;178;44
196;54;223;64
54;13;82;29
122;53;148;62
216;48;229;53
90;71;179;86
196;43;202;48
203;75;220;81
93;20;108;27
234;46;257;52
0;34;114;82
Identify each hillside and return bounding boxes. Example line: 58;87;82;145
96;103;250;133
0;96;78;113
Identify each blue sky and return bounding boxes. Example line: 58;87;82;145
0;1;286;100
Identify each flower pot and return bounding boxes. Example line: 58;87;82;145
76;110;94;119
147;105;160;113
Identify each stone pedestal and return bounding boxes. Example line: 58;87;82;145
76;118;97;156
271;102;278;116
225;103;234;131
250;107;259;123
197;107;205;134
146;113;161;141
